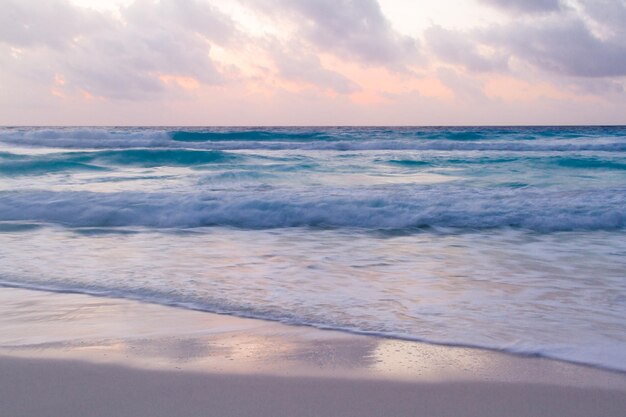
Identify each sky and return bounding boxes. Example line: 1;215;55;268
1;0;625;125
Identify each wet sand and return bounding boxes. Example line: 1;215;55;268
1;287;625;417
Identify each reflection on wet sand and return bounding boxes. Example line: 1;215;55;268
1;287;625;390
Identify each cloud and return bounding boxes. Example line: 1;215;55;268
485;15;626;77
578;0;626;38
273;47;359;94
565;78;624;96
0;0;108;48
425;25;508;72
65;0;232;99
255;0;419;67
1;0;625;125
424;3;626;80
125;0;236;46
0;0;236;99
436;67;486;101
478;0;562;14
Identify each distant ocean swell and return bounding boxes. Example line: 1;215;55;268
1;127;625;151
3;150;626;175
0;149;238;175
1;187;624;231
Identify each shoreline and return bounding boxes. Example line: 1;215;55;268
2;287;626;416
2;281;625;376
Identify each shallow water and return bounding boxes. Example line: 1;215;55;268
0;126;625;371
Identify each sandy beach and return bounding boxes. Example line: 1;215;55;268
4;0;626;413
1;287;625;417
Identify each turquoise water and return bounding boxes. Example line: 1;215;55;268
0;126;625;371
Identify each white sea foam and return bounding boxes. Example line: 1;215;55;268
1;227;624;372
0;186;624;231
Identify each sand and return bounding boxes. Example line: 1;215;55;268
1;287;625;417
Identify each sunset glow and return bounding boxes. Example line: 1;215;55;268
1;0;625;125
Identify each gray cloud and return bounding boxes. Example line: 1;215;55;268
478;0;562;14
428;3;626;80
437;67;486;101
0;0;235;100
578;0;626;38
273;47;359;94
566;78;624;95
257;0;419;67
2;0;624;110
0;0;108;48
485;15;626;77
425;25;508;72
125;0;236;46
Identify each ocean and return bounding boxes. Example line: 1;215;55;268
0;126;624;372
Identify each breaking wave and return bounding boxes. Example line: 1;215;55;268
1;126;624;152
0;186;624;231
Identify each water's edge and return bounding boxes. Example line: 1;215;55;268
1;279;624;376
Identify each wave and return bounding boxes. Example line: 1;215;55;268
84;149;238;167
0;128;170;149
375;155;626;170
1;277;624;373
3;138;625;152
383;156;520;167
0;160;107;176
170;128;504;142
0;186;624;231
1;127;625;152
0;149;240;175
555;157;626;170
171;130;329;142
386;159;432;167
4;150;624;176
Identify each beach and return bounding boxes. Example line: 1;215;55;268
4;0;626;412
1;126;625;416
1;287;625;417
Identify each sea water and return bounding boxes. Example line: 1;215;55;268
0;126;624;371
